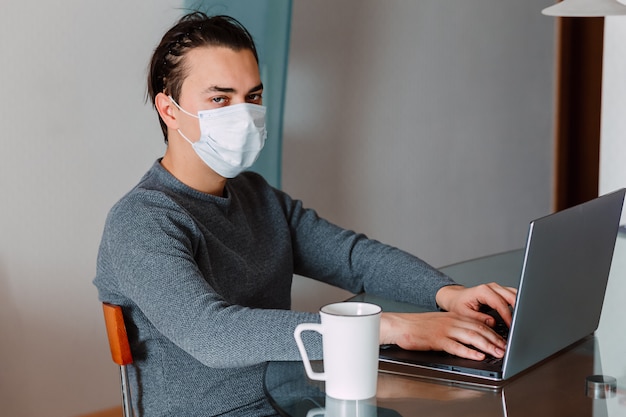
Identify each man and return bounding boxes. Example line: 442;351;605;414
94;12;516;416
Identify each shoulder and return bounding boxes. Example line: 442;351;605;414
104;179;196;243
102;197;168;250
106;161;195;225
109;187;175;219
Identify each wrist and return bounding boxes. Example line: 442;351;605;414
435;284;463;311
379;312;399;345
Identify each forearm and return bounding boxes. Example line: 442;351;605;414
283;195;457;307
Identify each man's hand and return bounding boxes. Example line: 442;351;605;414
378;283;517;361
379;311;507;361
436;283;517;327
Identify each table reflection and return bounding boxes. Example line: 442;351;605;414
305;396;377;417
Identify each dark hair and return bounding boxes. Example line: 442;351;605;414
147;12;259;142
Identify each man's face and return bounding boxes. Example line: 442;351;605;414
175;46;263;140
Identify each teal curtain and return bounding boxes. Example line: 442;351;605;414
183;0;292;188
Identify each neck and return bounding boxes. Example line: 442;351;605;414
161;146;227;197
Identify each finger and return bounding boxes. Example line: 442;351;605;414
470;331;506;358
491;284;517;306
478;283;517;326
494;305;513;328
441;323;506;360
442;340;487;361
460;309;498;327
492;285;517;326
459;319;507;355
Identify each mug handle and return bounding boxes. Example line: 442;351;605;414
294;323;325;381
306;408;325;417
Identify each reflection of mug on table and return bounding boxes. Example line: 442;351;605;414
294;302;382;400
306;396;378;417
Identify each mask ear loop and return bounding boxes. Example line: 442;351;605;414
169;96;199;119
176;129;195;145
168;96;199;145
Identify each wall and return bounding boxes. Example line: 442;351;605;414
0;1;555;416
600;17;626;202
286;0;556;311
0;2;181;416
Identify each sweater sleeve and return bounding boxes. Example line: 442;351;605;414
276;190;457;310
95;190;322;368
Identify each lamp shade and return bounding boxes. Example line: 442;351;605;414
542;0;626;16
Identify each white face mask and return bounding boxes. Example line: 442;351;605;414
170;96;267;178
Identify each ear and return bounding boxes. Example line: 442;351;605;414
155;92;179;130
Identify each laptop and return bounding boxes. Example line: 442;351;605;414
376;188;625;386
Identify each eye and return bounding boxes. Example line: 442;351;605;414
246;93;262;104
211;96;228;105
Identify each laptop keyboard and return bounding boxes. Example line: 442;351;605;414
483;354;504;365
480;304;511;339
494;320;510;339
477;305;510;365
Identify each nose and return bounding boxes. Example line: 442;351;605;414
230;95;248;105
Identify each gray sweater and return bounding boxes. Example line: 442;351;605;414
94;160;455;416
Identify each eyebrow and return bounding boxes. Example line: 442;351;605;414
204;83;264;95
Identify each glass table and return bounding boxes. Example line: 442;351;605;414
265;231;626;416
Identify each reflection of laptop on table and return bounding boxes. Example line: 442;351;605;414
374;189;625;387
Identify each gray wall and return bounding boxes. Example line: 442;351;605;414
0;1;557;416
287;0;555;312
0;2;180;416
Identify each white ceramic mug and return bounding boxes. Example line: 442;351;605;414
306;396;378;417
294;302;382;400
